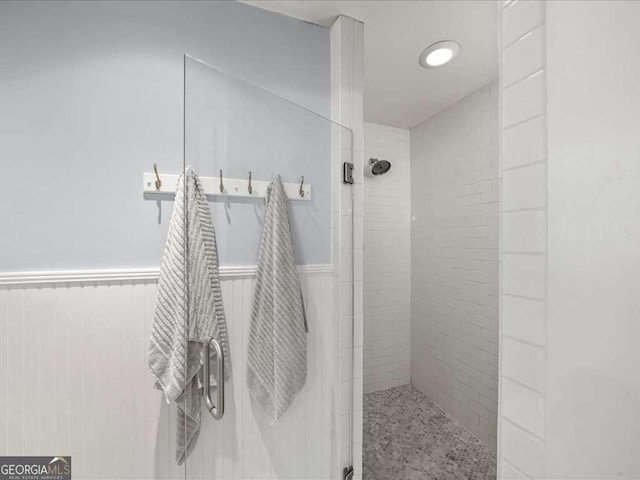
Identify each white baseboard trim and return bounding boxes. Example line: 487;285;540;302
0;264;333;286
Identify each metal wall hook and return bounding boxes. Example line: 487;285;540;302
299;176;305;197
219;169;224;193
248;171;253;194
153;163;162;190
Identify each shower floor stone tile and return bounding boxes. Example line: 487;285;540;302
364;384;496;480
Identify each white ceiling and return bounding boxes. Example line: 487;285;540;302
242;0;498;129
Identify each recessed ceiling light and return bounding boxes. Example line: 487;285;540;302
419;41;460;69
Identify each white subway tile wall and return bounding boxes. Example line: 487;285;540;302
502;254;546;299
502;210;546;253
501;0;545;46
501;377;544;438
410;81;499;451
501;25;544;87
363;122;411;394
499;459;529;480
502;115;546;169
499;1;548;478
501;337;546;392
502;163;547;211
501;295;546;347
501;70;545;128
500;418;545;479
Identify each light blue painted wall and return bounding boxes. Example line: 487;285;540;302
0;0;331;272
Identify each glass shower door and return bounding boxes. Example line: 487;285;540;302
181;55;354;479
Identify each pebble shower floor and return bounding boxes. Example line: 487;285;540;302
363;385;496;480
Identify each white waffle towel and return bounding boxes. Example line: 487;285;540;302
148;166;230;464
247;175;307;425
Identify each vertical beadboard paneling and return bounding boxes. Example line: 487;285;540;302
66;285;84;473
9;288;25;454
0;288;8;455
499;1;548;478
23;287;40;454
131;281;148;479
0;270;333;479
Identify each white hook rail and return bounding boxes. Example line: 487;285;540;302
143;172;311;201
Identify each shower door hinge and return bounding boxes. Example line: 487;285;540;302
343;466;354;480
343;162;354;184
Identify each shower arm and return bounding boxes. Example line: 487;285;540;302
202;337;225;420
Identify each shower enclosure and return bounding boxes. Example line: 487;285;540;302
175;56;355;479
0;55;355;480
183;56;351;479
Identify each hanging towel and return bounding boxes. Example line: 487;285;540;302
247;175;308;425
148;165;231;465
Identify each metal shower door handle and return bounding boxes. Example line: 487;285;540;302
202;337;225;420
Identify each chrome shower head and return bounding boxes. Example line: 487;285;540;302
369;158;391;176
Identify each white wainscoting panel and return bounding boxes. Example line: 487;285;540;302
0;270;334;480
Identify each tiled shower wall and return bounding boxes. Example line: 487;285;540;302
410;81;500;450
498;1;548;478
499;2;640;478
363;122;411;394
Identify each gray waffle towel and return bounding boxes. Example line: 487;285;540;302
148;166;230;465
247;175;308;425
